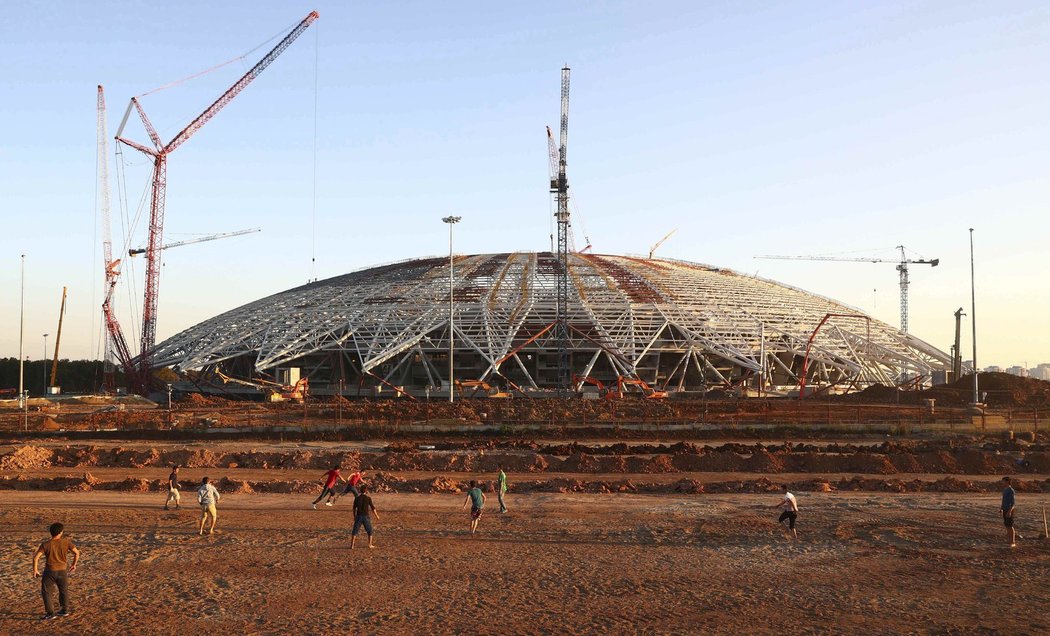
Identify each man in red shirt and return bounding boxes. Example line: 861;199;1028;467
334;469;365;504
33;522;81;620
312;465;344;509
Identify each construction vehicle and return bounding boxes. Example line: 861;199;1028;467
455;380;512;399
572;374;667;400
608;376;668;400
572;374;609;399
215;371;309;403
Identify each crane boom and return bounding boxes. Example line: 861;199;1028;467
129;227;261;256
649;229;677;259
49;287;67;388
114;11;319;395
754;246;939;334
97;85;134;392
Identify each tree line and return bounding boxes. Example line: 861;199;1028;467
0;358;124;396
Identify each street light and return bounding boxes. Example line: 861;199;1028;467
442;215;461;403
18;255;25;409
42;333;49;394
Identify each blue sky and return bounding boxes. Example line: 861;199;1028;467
2;0;1048;369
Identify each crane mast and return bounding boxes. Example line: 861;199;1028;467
554;66;571;393
114;11;319;394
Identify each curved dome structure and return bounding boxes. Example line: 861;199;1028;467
153;253;950;396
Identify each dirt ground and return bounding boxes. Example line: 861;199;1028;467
1;490;1049;635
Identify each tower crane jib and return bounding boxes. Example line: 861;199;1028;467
754;247;939;334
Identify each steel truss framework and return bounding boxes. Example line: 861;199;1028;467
152;253;950;394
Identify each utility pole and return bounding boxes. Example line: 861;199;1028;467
442;215;461;403
969;228;979;404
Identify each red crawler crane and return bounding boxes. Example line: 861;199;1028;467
114;11;318;395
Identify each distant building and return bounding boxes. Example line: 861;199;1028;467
1031;364;1050;381
985;365;1003;373
1006;366;1027;377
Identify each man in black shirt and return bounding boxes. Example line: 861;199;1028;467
164;465;181;510
350;484;380;549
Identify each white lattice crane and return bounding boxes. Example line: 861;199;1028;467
755;246;939;334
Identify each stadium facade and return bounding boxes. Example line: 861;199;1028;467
153;252;951;397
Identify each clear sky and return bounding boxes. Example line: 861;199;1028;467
2;0;1048;370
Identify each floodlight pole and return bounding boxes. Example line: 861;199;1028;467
969;228;979;404
442;216;461;403
18;255;25;410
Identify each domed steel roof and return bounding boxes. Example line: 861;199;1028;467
153;252;949;391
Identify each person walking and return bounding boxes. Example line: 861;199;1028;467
462;480;486;536
312;465;344;509
1001;476;1017;547
350;483;380;549
496;465;508;514
771;484;799;539
164;465;181;510
197;476;220;536
33;522;80;620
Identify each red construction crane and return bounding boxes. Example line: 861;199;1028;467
114;11;319;395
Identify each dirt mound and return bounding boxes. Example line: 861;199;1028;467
0;445;55;470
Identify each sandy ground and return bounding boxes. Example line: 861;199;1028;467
1;491;1049;635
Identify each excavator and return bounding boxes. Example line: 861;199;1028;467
215;371;309;403
611;376;668;400
454;380;512;399
572;375;668;400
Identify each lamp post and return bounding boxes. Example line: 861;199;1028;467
42;333;49;394
18;255;25;409
969;228;979;405
442;215;461;403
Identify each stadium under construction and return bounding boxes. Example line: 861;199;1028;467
153;252;952;399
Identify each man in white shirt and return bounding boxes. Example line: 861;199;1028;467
771;485;799;539
196;476;221;536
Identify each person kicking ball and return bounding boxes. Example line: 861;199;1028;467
771;484;799;539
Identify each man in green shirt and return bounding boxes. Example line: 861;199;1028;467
496;465;508;514
462;480;486;536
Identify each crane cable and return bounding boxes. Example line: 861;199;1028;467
136;19;300;98
310;22;319;282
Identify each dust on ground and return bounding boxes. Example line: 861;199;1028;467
0;491;1048;635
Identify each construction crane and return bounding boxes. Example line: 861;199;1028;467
49;287;67;390
97;85;134;394
546;125;590;253
755;246;939;334
113;11;319;395
129;227;260;256
552;67;572;394
649;229;677;260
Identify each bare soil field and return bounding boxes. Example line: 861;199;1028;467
1;491;1048;635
